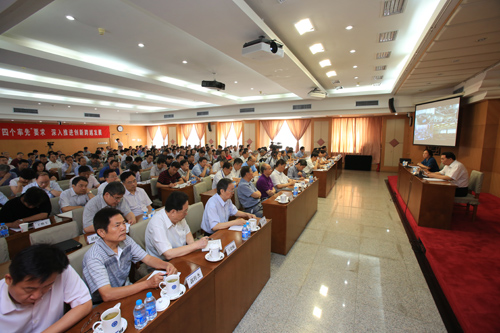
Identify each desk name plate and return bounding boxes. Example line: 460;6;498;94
186;267;203;289
224;241;237;256
86;233;100;244
33;219;51;229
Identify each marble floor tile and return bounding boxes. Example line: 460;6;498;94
235;170;445;332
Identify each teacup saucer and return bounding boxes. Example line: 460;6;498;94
250;226;261;232
94;318;127;333
205;252;225;262
156;296;170;312
277;198;289;204
161;284;186;300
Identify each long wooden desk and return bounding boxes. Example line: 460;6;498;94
68;222;272;333
397;164;456;229
200;188;236;207
313;163;336;198
160;183;196;206
5;216;73;258
262;180;318;255
137;182;154;201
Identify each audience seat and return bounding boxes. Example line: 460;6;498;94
0;237;9;264
0;185;12;198
202;176;212;189
129;217;151;250
454;170;484;222
140;171;151;181
149;178;162;207
68;245;92;279
234;189;241;210
58;179;70;191
50;196;61;216
72;207;85;234
193;182;209;203
185;202;204;236
29;221;80;245
91;188;98;196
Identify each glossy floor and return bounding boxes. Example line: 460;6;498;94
235;170;446;332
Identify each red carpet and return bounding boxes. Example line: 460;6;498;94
388;176;500;333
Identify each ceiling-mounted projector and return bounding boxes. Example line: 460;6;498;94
308;88;327;99
242;36;284;60
201;80;225;91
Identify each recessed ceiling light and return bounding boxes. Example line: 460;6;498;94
319;59;331;68
350;49;356;53
353;65;358;68
94;108;97;110
66;15;75;21
67;105;71;108
354;76;359;79
138;43;145;48
251;88;254;90
38;102;41;105
345;25;353;30
356;84;360;87
309;43;324;54
182;60;187;64
234;81;238;84
117;110;120;112
295;19;314;35
326;71;337;77
39;121;42;123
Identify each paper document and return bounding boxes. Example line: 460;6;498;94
202;239;222;252
57;211;73;218
425;178;446;182
147;270;166;280
228;225;243;231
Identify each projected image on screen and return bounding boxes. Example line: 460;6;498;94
413;96;460;147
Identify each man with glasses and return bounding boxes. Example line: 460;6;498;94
82;182;136;233
121;171;152;219
201;178;256;235
145;192;209;261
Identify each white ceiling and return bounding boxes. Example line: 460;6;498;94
0;0;499;124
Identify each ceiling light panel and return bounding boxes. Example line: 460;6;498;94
383;0;406;16
309;43;324;54
375;65;387;71
379;31;398;43
319;59;331;67
326;71;337;77
376;51;391;59
295;19;314;35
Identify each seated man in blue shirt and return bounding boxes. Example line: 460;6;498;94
241;156;258;177
201;178;255;235
237;166;264;217
192;157;210;178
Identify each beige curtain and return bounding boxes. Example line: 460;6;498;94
194;123;206;146
219;122;232;147
181;124;193;144
147;126;159;145
287;119;311;152
232;121;243;146
331;117;382;163
159;126;168;145
261;120;284;141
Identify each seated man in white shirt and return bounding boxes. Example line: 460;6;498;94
140;155;155;171
212;162;233;189
210;157;226;175
178;159;198;183
59;176;95;213
201;178;255;235
98;168;119;195
145;192;208;261
61;156;78;177
74;156;94;175
0;244;92;332
120;171;152;218
303;152;320;176
425;151;469;197
270;159;297;190
230;158;243;181
150;158;168;179
22;171;62;198
70;165;100;190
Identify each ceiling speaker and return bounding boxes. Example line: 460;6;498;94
388;97;396;113
208;122;212;132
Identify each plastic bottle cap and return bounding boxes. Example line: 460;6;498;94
136;299;142;305
146;292;152;297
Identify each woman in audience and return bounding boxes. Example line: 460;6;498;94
32;161;57;181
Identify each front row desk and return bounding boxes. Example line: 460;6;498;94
69;222;272;333
397;164;456;230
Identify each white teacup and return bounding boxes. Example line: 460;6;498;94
279;193;287;203
92;307;121;333
19;223;29;232
160;272;181;296
209;243;220;260
248;218;257;230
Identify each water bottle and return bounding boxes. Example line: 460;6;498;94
134;299;147;329
293;184;298;197
242;223;250;241
144;292;157;322
143;211;148;220
0;223;8;238
309;175;313;183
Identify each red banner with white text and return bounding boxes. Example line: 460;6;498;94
0;123;110;140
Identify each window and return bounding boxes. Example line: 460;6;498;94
185;125;205;147
152;126;167;147
226;125;242;147
272;121;298;150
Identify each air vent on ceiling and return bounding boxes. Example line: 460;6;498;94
13;108;38;114
240;108;255;113
84;113;100;118
292;104;312;110
356;100;379;107
375;65;387;71
163;114;174;119
376;51;391;59
453;86;464;94
379;31;398;43
331;80;341;84
373;75;384;80
197;111;209;116
383;0;406;16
